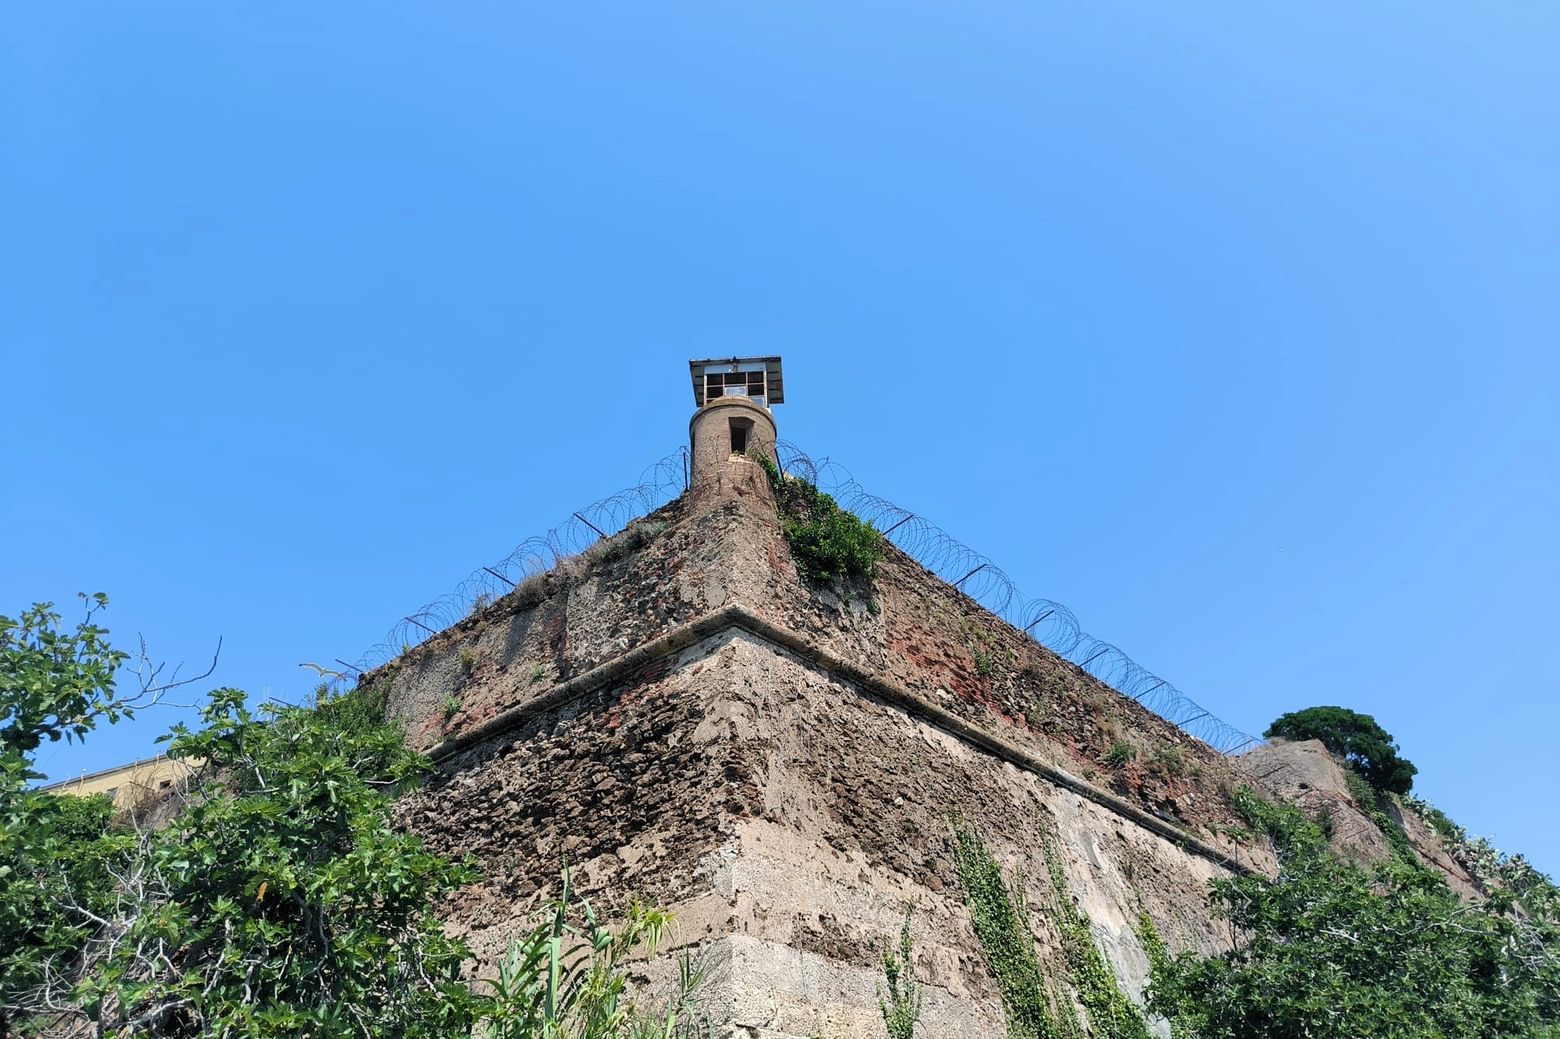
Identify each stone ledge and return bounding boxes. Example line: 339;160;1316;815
423;603;1252;876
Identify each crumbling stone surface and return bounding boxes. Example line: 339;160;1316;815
1395;805;1482;899
394;636;737;966
1236;738;1398;863
714;634;1245;1004
377;498;731;749
691;493;1266;856
399;628;1251;1036
376;487;1263;860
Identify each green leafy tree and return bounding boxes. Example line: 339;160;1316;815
5;594;707;1039
1264;705;1417;794
1144;790;1560;1039
0;780;123;1034
1;594;130;757
78;686;482;1038
0;595;132;1034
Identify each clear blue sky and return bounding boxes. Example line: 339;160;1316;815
3;3;1555;873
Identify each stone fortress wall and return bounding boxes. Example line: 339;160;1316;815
363;379;1468;1038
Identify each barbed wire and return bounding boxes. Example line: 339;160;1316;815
776;440;1263;754
337;448;690;679
337;440;1261;754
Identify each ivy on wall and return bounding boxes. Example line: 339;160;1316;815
878;903;924;1039
950;816;1149;1039
1039;834;1150;1039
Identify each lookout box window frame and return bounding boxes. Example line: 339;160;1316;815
688;357;784;409
729;417;753;455
706;369;767;404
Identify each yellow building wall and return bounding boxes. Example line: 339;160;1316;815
41;755;199;809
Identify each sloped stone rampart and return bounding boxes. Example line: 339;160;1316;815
378;493;1264;855
398;628;1251;1037
374;485;1278;1035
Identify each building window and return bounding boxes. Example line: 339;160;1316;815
730;418;752;455
705;369;767;403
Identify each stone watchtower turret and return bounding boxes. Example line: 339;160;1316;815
376;357;1268;1037
687;356;782;510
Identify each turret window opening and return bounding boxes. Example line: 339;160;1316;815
729;418;752;455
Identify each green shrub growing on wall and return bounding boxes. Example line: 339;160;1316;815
1103;741;1136;770
760;455;884;586
1402;792;1552;900
1342;768;1417;865
310;679;389;736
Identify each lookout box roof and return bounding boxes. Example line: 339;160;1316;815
689;356;785;409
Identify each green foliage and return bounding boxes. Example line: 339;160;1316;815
1341;766;1377;807
760;455;884;586
1343;769;1416;865
878;903;923;1039
951;819;1150;1039
3;591;710;1039
0;781;124;1031
1402;792;1552;899
587;520;669;569
973;646;996;679
476;868;710;1039
1402;792;1459;840
79;687;481;1038
1265;705;1417;795
1134;915;1191;1039
459;647;477;674
0;595;131;1031
1;594;130;756
1149;746;1183;777
951;817;1059;1039
1313;803;1335;840
1103;741;1136;770
443;694;463;720
1144;788;1560;1039
1038;838;1148;1039
310;679;389;737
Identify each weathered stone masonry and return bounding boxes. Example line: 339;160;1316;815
365;360;1289;1037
